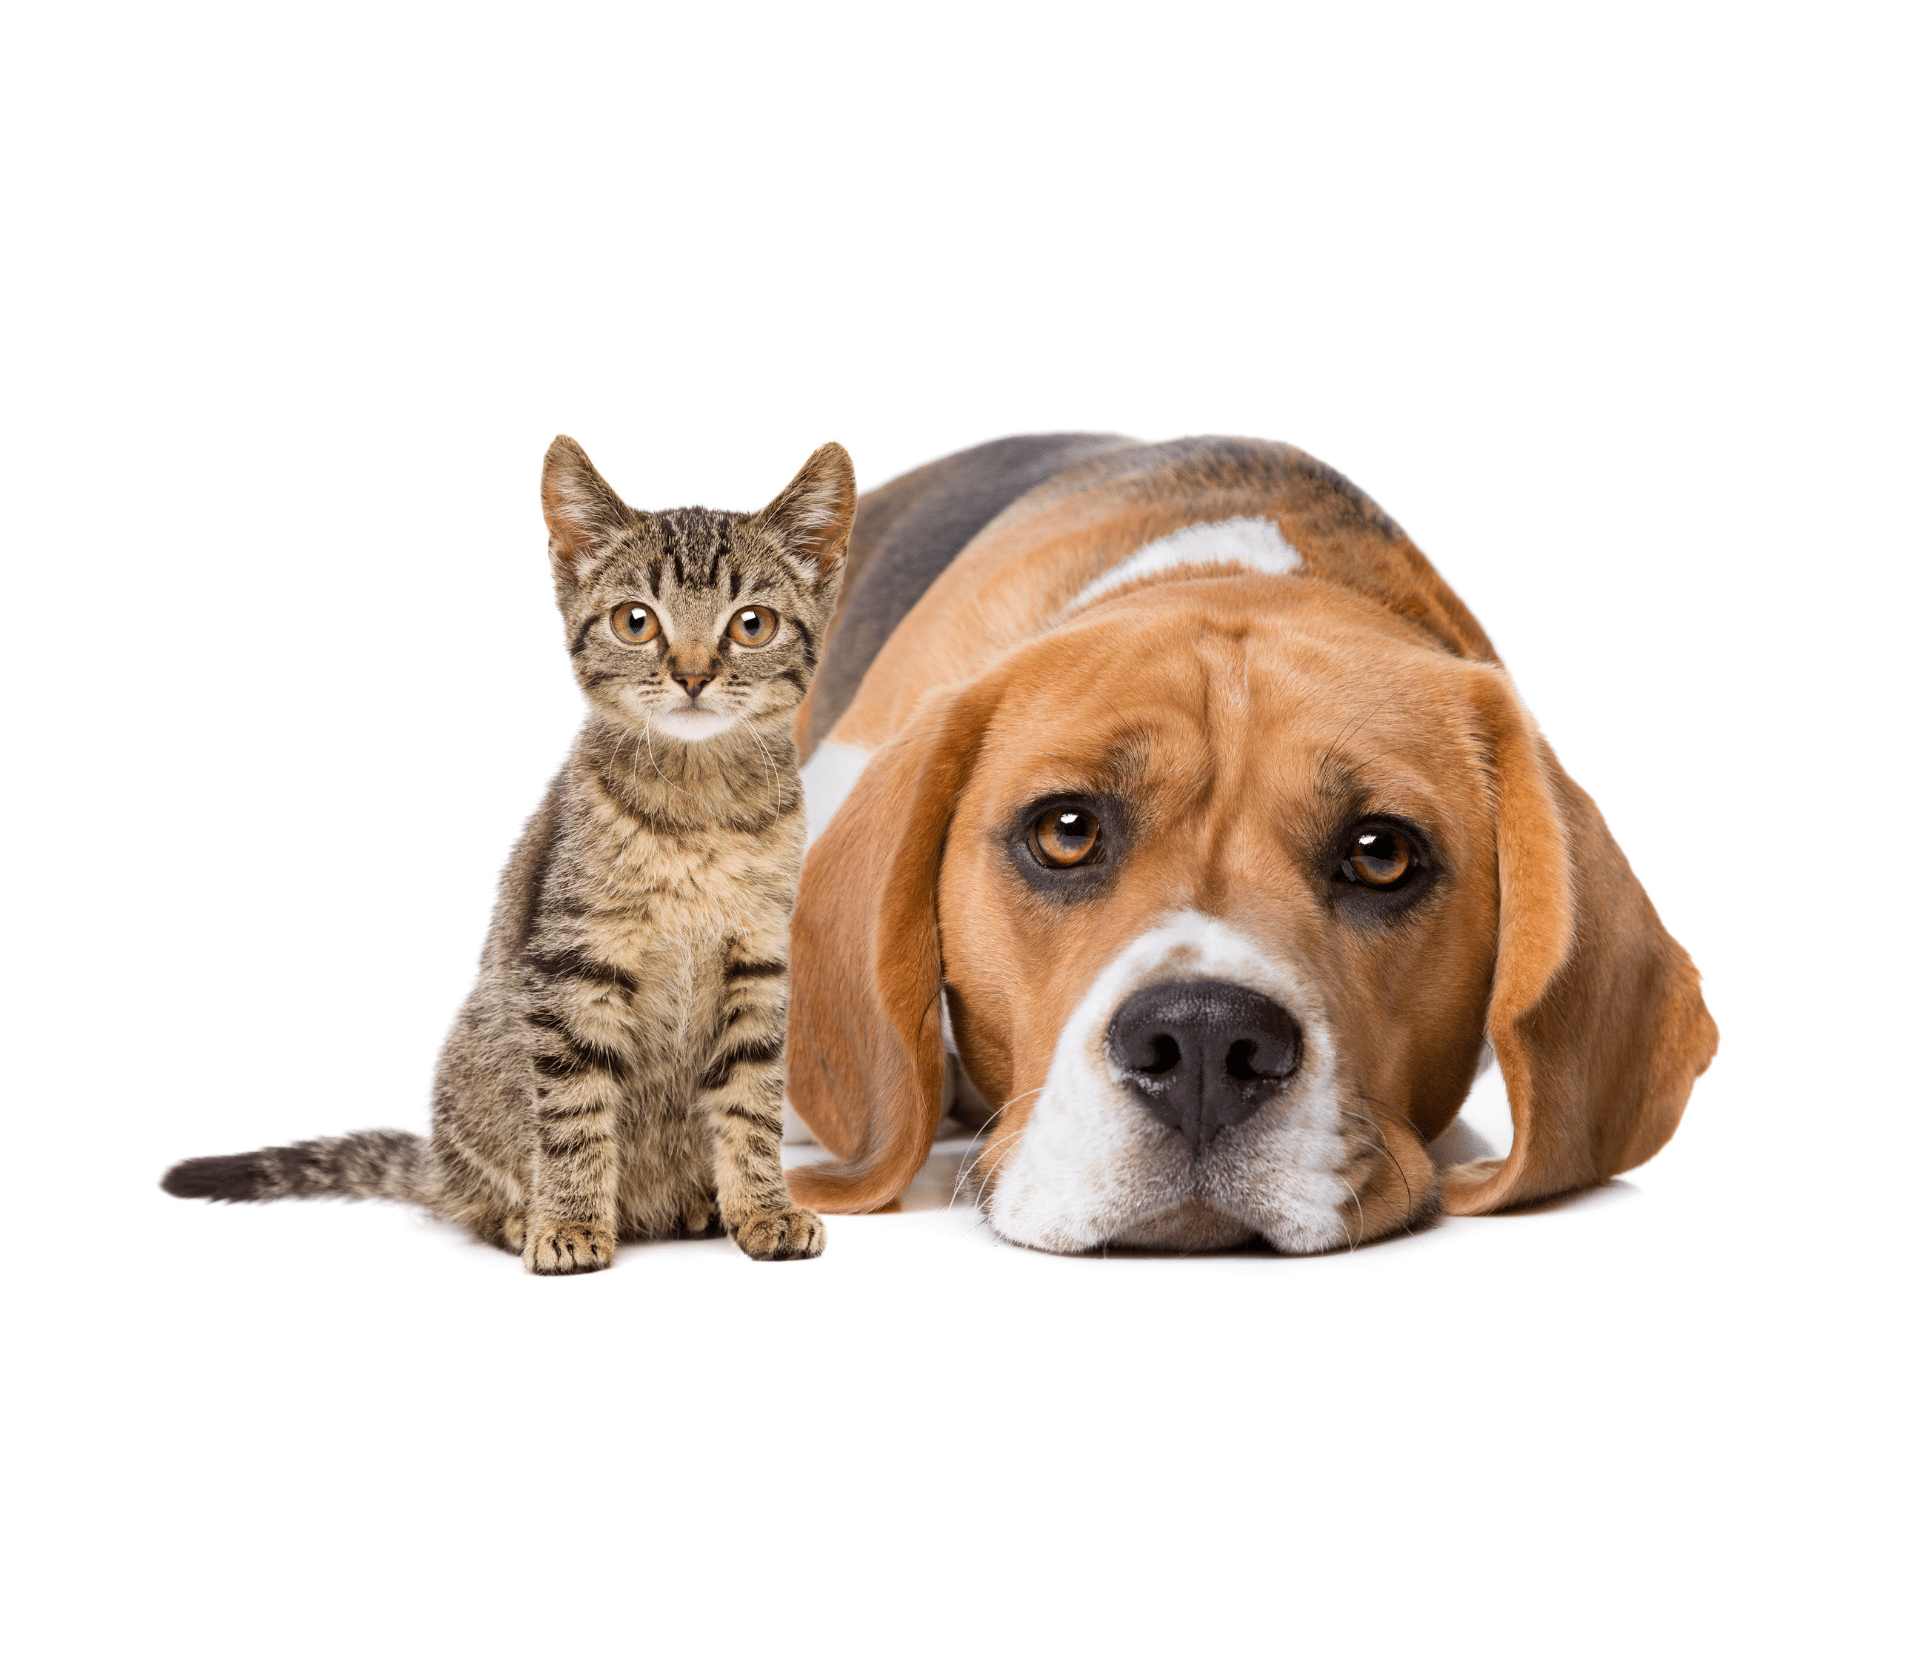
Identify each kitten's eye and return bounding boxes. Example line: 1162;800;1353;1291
727;607;779;647
1339;825;1417;889
1028;806;1102;869
611;604;660;645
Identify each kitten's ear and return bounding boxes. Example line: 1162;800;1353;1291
542;436;634;584
754;442;857;579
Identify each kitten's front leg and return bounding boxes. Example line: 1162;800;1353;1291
521;983;626;1275
698;950;824;1262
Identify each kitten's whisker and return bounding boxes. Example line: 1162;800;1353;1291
642;718;690;797
747;719;785;817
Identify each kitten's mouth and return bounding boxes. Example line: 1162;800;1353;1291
649;702;738;741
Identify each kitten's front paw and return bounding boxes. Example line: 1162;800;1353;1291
522;1220;615;1275
732;1208;826;1262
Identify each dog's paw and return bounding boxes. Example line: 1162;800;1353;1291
523;1220;615;1275
732;1208;826;1262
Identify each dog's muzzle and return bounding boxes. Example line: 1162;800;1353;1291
1106;980;1303;1154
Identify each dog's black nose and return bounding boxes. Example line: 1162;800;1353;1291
1106;980;1302;1154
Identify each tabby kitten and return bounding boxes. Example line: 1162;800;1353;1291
162;436;856;1271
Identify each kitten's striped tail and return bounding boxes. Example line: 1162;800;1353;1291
160;1130;432;1206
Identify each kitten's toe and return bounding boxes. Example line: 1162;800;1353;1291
493;1213;527;1254
732;1207;826;1262
680;1197;725;1239
522;1220;615;1275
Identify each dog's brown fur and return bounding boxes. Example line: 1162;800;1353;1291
782;436;1716;1249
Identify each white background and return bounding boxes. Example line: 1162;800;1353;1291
4;3;1914;1665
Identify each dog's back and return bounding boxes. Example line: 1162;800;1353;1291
797;433;1126;752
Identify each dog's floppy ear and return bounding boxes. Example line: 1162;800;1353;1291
784;676;1003;1213
1442;671;1718;1214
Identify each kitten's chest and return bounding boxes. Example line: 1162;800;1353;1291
574;812;801;992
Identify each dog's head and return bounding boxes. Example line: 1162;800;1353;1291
785;572;1716;1252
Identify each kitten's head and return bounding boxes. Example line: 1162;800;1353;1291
540;437;855;742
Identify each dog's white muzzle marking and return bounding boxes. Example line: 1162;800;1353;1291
984;910;1354;1254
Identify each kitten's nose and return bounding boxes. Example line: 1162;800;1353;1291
671;671;713;700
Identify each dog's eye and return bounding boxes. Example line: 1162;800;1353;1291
727;607;778;647
1340;826;1416;889
611;604;660;645
1029;807;1102;869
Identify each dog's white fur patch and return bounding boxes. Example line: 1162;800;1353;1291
800;741;872;847
984;910;1355;1254
1063;516;1301;617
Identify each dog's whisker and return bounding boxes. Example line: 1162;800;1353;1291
946;1122;995;1211
948;1084;1043;1208
969;1131;1025;1205
1347;1099;1415;1213
1338;1173;1363;1256
952;1103;1040;1208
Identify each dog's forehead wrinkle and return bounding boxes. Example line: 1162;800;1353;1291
980;716;1178;810
1194;625;1257;716
1314;695;1400;781
1306;739;1475;854
1313;748;1411;813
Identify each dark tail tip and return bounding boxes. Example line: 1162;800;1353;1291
161;1153;274;1202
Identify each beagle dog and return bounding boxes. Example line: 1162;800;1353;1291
782;435;1717;1253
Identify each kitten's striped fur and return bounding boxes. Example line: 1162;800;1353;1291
162;437;856;1271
